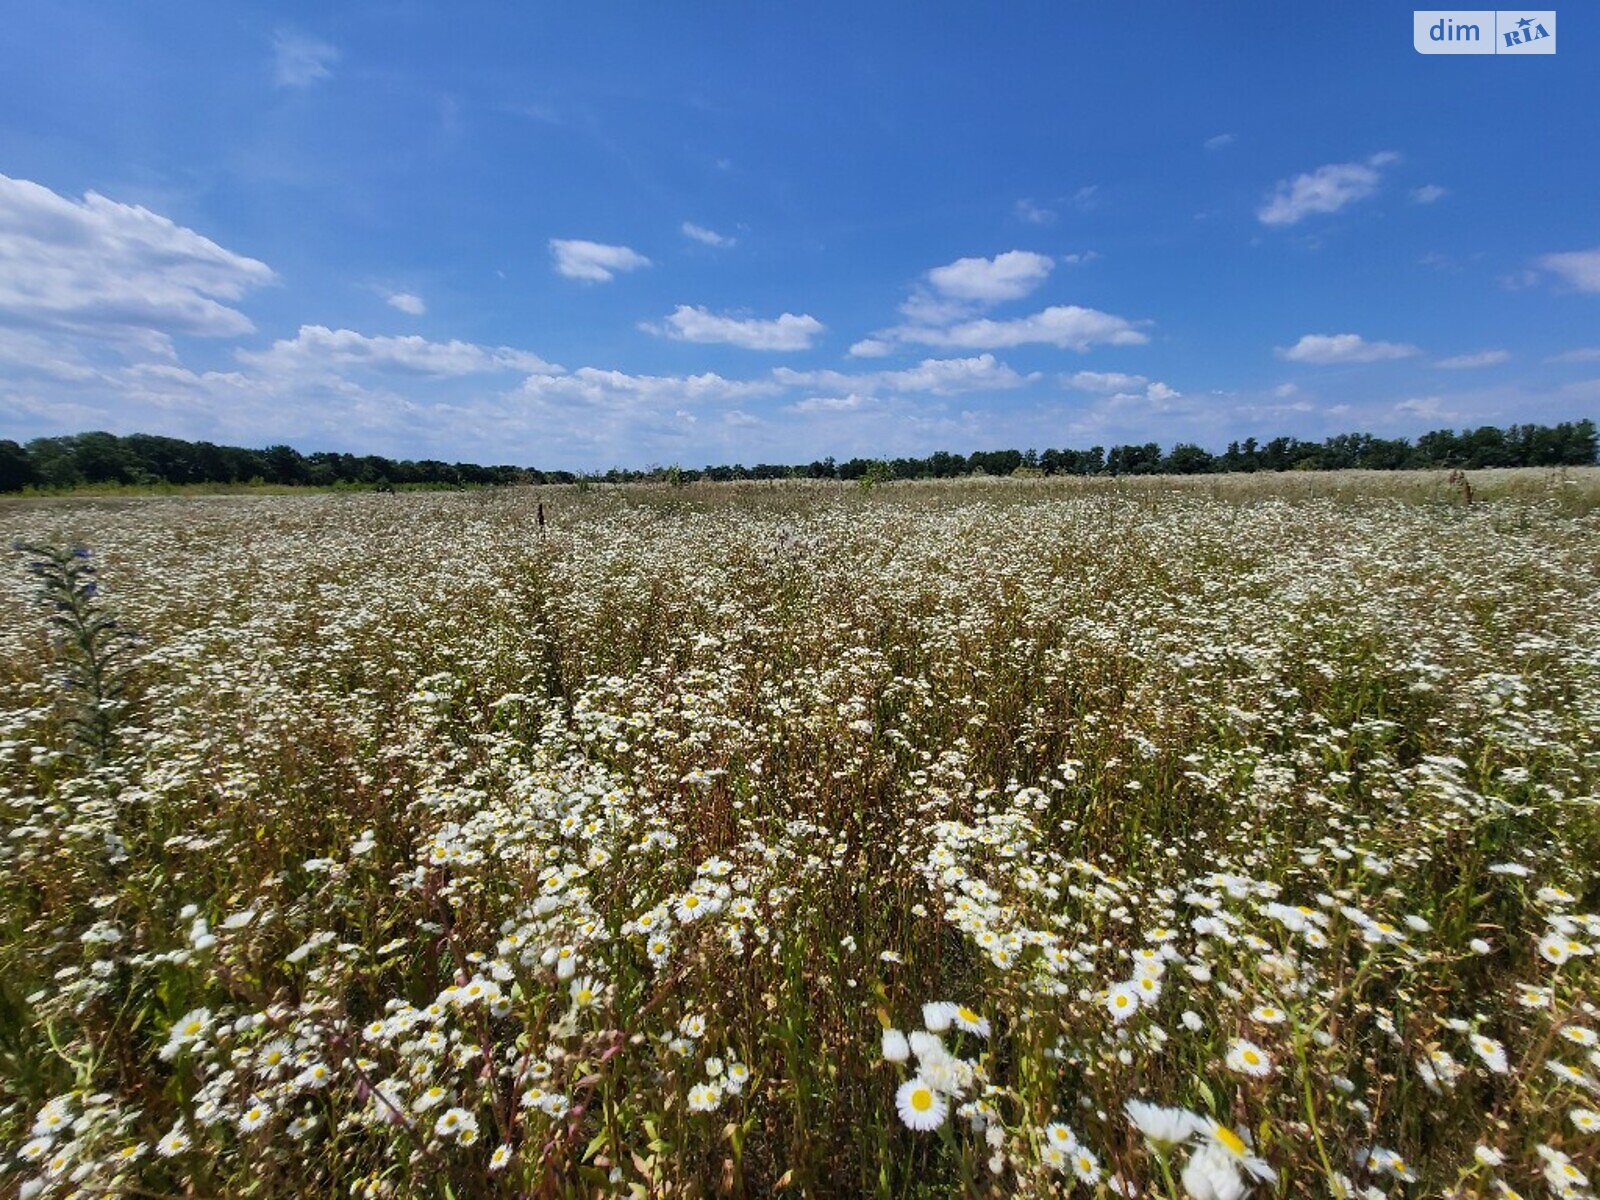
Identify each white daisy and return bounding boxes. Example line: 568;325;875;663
1225;1038;1273;1078
951;1004;990;1038
895;1078;948;1131
922;1001;956;1032
1125;1099;1202;1150
1202;1122;1276;1183
1472;1034;1509;1074
881;1028;910;1063
1105;982;1141;1023
434;1107;477;1141
687;1082;723;1113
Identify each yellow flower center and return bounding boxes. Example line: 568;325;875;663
1243;1050;1261;1065
957;1007;979;1023
911;1088;934;1112
1214;1126;1246;1156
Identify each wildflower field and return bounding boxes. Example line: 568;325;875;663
2;471;1598;1200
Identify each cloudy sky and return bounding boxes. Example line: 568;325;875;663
0;3;1596;469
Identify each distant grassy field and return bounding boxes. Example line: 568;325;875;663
2;473;1597;1198
5;464;1599;511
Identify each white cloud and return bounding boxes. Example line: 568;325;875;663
0;347;433;454
775;353;1034;396
1538;248;1600;292
682;222;736;248
897;291;974;326
238;325;559;377
1065;370;1147;393
273;31;338;88
1435;349;1508;369
882;355;1037;393
6;324;794;467
1410;184;1448;205
894;304;1149;352
1204;133;1236;151
1257;153;1396;226
1548;347;1600;363
926;250;1054;303
0;319;1048;470
1065;380;1197;437
792;393;873;413
548;238;652;282
0;172;275;341
1395;396;1459;420
1277;333;1420;364
1014;198;1056;226
865;250;1116;352
0;328;100;382
644;305;823;351
519;366;777;410
386;291;426;316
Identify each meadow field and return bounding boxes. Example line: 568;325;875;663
2;470;1598;1199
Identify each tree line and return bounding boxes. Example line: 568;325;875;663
0;432;559;492
0;420;1594;493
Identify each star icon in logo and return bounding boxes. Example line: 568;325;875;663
1517;16;1533;29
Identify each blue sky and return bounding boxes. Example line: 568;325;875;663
0;2;1596;469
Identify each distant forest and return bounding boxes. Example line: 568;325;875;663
0;420;1595;492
